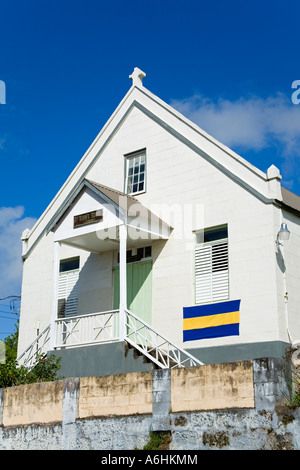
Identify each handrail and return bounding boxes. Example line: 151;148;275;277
55;309;119;348
17;323;51;367
17;308;204;370
54;309;119;323
124;309;203;368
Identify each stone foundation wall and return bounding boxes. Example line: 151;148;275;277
0;357;299;450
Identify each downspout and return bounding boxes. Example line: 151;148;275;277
282;260;293;344
276;213;293;345
268;165;293;345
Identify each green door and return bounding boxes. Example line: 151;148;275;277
113;260;152;325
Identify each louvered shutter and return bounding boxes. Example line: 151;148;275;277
57;270;79;317
195;239;229;304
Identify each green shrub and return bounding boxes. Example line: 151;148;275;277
143;431;172;450
0;322;63;388
0;354;63;388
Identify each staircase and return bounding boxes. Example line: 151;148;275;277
17;309;203;369
124;309;203;369
17;324;51;368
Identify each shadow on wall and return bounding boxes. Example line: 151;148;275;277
276;246;286;274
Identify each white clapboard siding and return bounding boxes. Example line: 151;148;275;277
195;240;229;304
58;270;79;317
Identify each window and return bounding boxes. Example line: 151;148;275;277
195;225;229;304
59;257;79;273
117;246;152;264
125;150;146;194
57;257;79;318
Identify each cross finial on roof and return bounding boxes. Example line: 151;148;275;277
129;67;146;87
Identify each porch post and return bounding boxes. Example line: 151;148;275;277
49;241;60;350
119;223;127;341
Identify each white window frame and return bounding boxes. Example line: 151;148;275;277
124;150;146;195
194;226;229;304
57;257;80;318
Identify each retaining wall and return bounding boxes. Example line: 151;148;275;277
0;357;299;450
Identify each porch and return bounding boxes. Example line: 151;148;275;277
17;180;203;372
17;308;203;370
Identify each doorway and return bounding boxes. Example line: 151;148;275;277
113;260;152;325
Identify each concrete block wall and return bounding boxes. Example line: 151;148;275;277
0;358;299;450
78;372;153;419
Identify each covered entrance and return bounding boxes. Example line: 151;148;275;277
17;178;203;371
46;179;170;349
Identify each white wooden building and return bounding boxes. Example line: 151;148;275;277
17;68;300;376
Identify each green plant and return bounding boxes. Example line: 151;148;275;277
29;354;63;383
3;321;19;362
285;371;300;407
0;321;63;388
143;431;172;450
0;354;63;388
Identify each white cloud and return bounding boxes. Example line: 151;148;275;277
170;92;300;183
0;206;37;297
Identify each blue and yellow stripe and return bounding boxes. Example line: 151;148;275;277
183;300;241;342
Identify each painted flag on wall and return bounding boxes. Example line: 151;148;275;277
183;300;241;342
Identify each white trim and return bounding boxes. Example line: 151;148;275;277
119;223;127;341
124;149;147;195
49;241;60;350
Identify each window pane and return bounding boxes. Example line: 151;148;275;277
125;152;146;194
60;257;79;273
145;246;152;257
202;227;228;243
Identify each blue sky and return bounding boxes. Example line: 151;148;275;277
1;0;300;339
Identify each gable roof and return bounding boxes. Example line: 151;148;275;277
22;67;300;259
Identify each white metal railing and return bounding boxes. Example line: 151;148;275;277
124;309;203;369
55;309;119;348
17;308;203;370
17;324;51;367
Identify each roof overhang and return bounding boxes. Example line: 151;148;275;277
48;179;172;253
278;187;300;217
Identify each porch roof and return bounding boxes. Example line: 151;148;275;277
49;179;172;253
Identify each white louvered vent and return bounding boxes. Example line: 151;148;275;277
195;240;229;304
58;270;79;318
